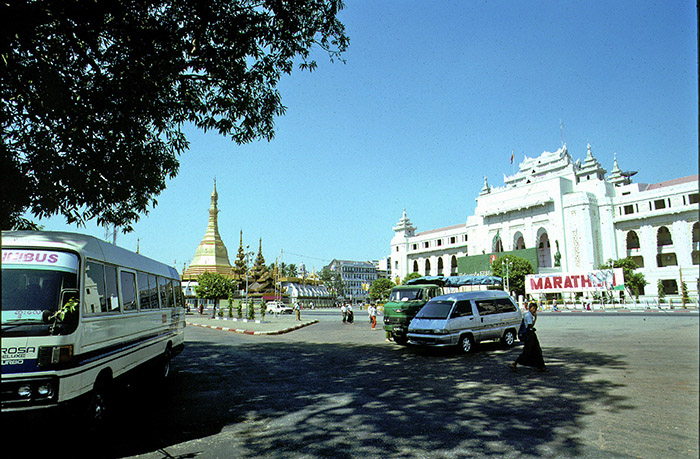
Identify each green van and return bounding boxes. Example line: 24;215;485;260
383;282;443;345
383;275;504;345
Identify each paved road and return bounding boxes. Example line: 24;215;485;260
24;310;699;458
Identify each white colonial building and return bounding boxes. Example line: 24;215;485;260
324;259;378;303
390;144;699;302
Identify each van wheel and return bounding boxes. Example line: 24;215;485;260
501;329;516;347
459;335;475;354
393;333;408;345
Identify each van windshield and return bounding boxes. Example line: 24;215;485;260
389;288;423;302
415;300;453;319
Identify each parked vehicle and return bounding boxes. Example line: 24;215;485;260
383;275;504;345
1;231;185;422
383;282;443;345
407;290;522;353
266;301;293;314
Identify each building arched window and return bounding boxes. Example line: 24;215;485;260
451;256;458;275
514;232;526;250
537;230;551;268
493;235;504;253
412;261;419;273
692;222;699;265
657;226;673;246
425;259;431;276
437;257;444;275
626;231;640;250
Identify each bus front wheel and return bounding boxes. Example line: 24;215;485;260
160;345;173;380
86;373;112;426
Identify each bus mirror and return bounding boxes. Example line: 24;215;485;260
56;290;79;321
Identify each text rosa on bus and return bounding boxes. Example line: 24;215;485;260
1;231;186;419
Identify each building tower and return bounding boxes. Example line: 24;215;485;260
390;209;417;282
182;179;233;279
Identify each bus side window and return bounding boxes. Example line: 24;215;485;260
85;261;106;314
104;265;120;313
148;274;159;309
173;280;184;308
158;276;172;308
166;279;176;308
137;272;151;310
120;271;137;312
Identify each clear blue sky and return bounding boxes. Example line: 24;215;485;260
32;0;698;274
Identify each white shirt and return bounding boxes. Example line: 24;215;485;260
523;310;535;328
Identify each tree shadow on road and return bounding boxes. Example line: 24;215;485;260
37;339;632;458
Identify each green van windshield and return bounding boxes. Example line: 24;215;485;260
389;288;423;302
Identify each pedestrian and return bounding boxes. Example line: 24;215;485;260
294;301;301;321
341;304;347;323
347;304;354;324
511;302;547;373
369;304;377;330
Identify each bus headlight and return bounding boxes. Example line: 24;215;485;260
37;383;54;397
18;384;32;398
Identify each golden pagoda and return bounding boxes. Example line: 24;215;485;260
182;180;234;280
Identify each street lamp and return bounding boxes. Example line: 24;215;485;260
245;246;255;309
502;259;513;296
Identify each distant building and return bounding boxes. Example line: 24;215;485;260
390;144;699;302
324;259;378;303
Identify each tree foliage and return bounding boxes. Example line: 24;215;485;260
490;254;534;298
402;272;422;284
369;278;395;301
319;268;343;298
195;272;236;302
599;257;647;299
1;0;348;230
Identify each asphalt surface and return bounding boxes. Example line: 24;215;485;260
184;305;698;335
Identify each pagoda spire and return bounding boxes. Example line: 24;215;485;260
182;179;233;279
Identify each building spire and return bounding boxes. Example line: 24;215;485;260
182;179;233;279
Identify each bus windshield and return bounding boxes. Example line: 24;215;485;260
1;250;78;332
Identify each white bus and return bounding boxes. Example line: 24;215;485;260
1;231;185;421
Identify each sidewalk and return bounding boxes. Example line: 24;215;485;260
185;313;318;335
538;305;699;313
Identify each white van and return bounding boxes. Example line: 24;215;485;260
407;291;522;353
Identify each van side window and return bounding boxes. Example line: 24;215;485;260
475;300;498;315
84;261;106;314
451;300;473;318
120;271;137;312
494;298;517;313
